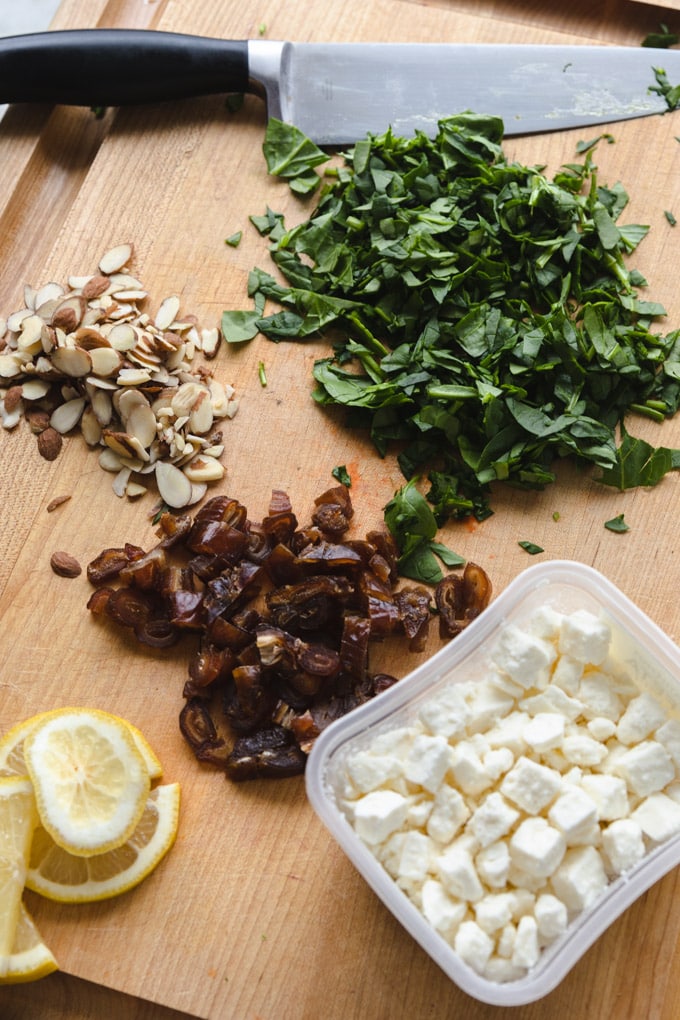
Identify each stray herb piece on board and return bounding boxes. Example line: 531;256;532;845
225;231;242;247
605;513;630;533
642;25;679;49
332;465;352;487
229;114;680;524
650;67;680;110
518;541;544;555
258;361;267;386
665;211;677;226
576;133;614;153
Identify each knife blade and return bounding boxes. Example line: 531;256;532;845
0;29;678;142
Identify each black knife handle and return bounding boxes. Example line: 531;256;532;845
0;29;250;106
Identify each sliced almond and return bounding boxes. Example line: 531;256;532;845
51;295;86;332
50;397;86;434
112;466;132;498
17;314;45;354
89;346;122;377
50;346;92;378
20;379;51;401
183;455;225;483
201;327;221;359
126;401;158;449
81;274;111;300
155;459;192;508
188;389;214;435
80;406;102;446
99;243;133;275
155;295;181;332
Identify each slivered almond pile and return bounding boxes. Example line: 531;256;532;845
0;243;238;508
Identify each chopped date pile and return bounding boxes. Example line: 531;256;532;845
86;486;491;780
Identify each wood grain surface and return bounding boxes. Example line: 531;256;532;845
2;1;680;1018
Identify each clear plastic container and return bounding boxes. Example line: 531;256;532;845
305;560;680;1006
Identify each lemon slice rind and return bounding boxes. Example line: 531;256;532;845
26;783;180;903
0;902;58;984
24;708;151;858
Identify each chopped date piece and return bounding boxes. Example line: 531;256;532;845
226;726;306;780
87;544;146;585
86;485;493;780
395;586;432;652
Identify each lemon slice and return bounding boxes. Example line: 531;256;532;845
0;902;58;984
0;709;163;781
0;776;38;957
24;708;151;857
26;783;180;903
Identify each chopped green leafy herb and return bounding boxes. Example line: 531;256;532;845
225;231;242;247
384;479;464;583
604;513;630;533
262;119;328;196
650;67;680;110
665;210;677;226
598;422;680;488
332;465;352;487
229;114;680;526
642;25;679;49
258;360;267;386
552;511;560;522
576;133;614;153
519;541;544;555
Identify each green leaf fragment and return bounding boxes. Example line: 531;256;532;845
604;513;630;533
332;465;352;487
518;541;544;555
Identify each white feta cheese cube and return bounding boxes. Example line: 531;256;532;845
506;863;550;895
508;888;536;920
486;711;530;756
529;605;565;641
464;679;515;734
500;755;563;814
655;719;680;769
398;830;435;887
352;790;409;845
523;712;565;753
551;654;584;696
483;956;526;983
511;915;540;970
580;773;629;820
666;782;680;805
617;693;667;745
467;792;520;848
438;842;485;902
558;610;611;665
487;669;526;700
418;684;470;740
602;819;646;875
427;784;470;843
450;739;493;796
407;796;432;829
474;892;515;934
551;846;608;911
483;746;514;780
370;725;422;756
496;922;517;959
614;740;675;797
587;717;617;742
475;841;511;889
534;893;568;942
520;685;584;722
562;730;608;767
454;921;495;975
491;624;557;690
578;671;623;721
374;831;406;877
631;793;680;843
548;787;599;843
346;749;404;793
509;817;566;878
404;734;453;793
421;879;467;938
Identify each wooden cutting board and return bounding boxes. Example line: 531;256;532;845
2;1;680;1017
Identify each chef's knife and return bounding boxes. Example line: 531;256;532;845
1;29;679;143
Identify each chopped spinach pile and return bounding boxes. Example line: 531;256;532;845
223;114;680;522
